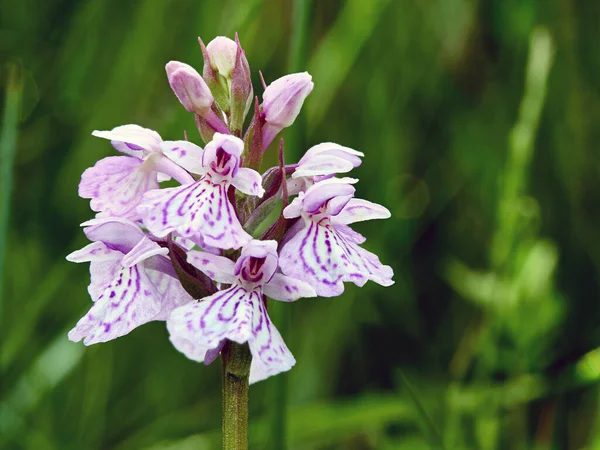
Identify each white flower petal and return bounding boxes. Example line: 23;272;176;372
230;167;265;197
187;250;236;284
248;299;295;384
263;273;317;302
161;140;205;174
68;265;162;345
139;178;252;250
332;199;391;225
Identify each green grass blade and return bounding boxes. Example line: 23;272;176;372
0;63;23;318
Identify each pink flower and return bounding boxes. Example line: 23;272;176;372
261;72;313;150
80;125;196;220
138;133;264;250
280;178;394;297
67;218;192;345
167;239;316;383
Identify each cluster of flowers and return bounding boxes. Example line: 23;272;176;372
68;35;394;383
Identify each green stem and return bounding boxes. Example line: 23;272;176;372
222;341;252;450
0;63;23;318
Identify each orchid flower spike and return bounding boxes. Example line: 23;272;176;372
139;133;265;250
261;72;313;150
279;178;394;297
80;125;197;220
66;218;193;345
288;142;364;195
167;239;316;383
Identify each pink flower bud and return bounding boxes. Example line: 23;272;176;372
206;36;238;78
166;61;214;115
262;72;313;128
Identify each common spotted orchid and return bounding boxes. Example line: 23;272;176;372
280;178;394;297
138;133;263;250
67;218;192;345
68;32;393;405
80;125;195;220
168;240;315;383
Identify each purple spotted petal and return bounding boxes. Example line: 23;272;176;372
139;178;251;250
79;156;159;219
67;241;123;301
248;298;295;384
148;267;194;320
263;273;316;302
160;140;205;174
331;198;391;225
230;167;265;197
334;223;366;244
92;124;162;155
187;251;236;284
167;284;295;383
167;286;256;350
68;264;163;345
279;220;394;297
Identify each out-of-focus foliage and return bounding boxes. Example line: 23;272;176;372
2;0;600;449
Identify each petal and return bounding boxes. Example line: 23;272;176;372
66;241;123;263
169;334;211;363
230;167;265;197
282;194;304;219
279;220;394;297
334;223;366;244
167;286;256;351
82;217;145;255
279;220;348;297
187;250;236;284
79;156;159;219
248;299;295;384
88;259;122;302
66;242;123;302
298;142;364;167
149;153;195;185
147;267;194;320
301;178;356;214
121;236;169;267
160;140;205;174
332;199;391;225
68;265;163;345
139;178;252;250
92;124;162;155
293;154;355;179
263;273;317;302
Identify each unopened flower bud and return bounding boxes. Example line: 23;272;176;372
203;35;253;133
206;36;238;78
262;72;313;127
229;35;253;133
261;72;313;149
166;61;214;115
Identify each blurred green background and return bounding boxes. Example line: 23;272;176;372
2;0;600;448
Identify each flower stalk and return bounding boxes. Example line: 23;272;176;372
222;341;252;450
